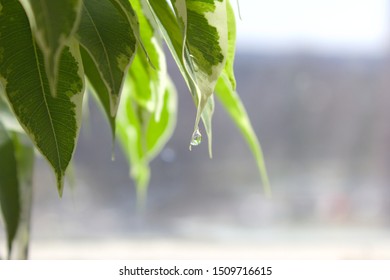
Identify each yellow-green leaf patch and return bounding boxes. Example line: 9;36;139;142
22;0;82;96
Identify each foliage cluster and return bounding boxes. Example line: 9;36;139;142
0;0;268;258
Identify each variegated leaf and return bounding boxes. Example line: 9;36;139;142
77;0;137;136
130;0;167;119
183;0;228;140
117;77;177;202
116;0;177;199
146;0;217;156
215;73;271;195
0;0;84;195
109;0;150;61
20;0;82;96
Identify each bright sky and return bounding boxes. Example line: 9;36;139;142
235;0;390;54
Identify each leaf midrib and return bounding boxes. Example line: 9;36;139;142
32;40;62;172
38;0;53;48
82;3;116;95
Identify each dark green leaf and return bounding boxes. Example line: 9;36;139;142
21;0;82;96
9;133;34;259
77;0;137;136
80;46;115;136
0;0;85;195
0;122;20;258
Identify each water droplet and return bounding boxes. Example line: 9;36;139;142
190;129;202;149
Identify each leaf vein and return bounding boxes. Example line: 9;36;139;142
32;40;62;173
82;3;116;94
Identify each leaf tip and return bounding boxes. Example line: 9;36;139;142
57;175;65;197
263;179;272;198
134;172;149;211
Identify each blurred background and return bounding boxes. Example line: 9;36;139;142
3;0;390;259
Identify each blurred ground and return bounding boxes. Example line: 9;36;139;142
29;229;390;259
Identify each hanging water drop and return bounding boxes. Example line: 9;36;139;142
189;129;202;150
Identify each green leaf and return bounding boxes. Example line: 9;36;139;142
147;0;227;155
183;0;228;134
146;0;183;63
214;1;270;194
144;0;197;110
130;0;167;119
224;0;236;90
77;0;137;136
168;0;213;154
201;96;215;157
215;73;271;195
117;88;148;201
145;83;177;159
80;46;116;136
0;0;85;195
0;121;34;259
109;0;150;62
114;0;176;199
117;76;177;202
20;0;82;96
146;0;199;115
9;133;34;259
0;122;20;258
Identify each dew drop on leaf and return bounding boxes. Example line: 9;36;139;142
189;128;202;150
